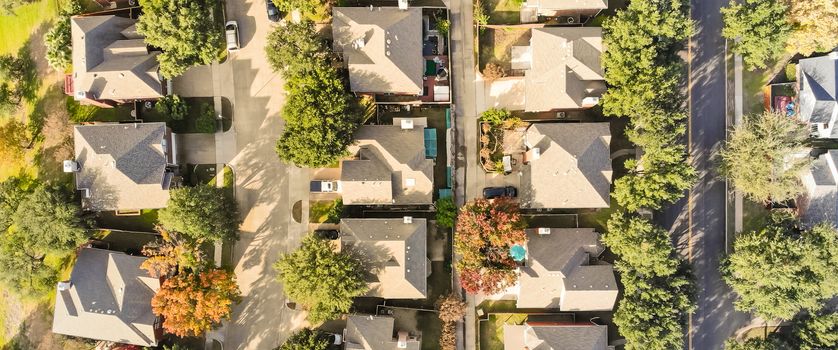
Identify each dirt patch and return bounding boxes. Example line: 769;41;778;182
478;28;531;73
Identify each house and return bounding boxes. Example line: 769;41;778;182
512;27;605;112
520;123;612;209
332;7;424;95
521;0;608;18
341;124;434;205
515;228;617;311
339;218;429;299
503;322;613;350
69;15;163;107
797;52;838;138
344;315;421;350
52;248;161;346
801;150;838;227
69;122;176;212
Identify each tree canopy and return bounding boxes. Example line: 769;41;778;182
725;336;791;350
604;212;679;277
0;50;37;113
787;0;838;56
43;0;82;71
722;0;791;70
274;235;367;323
137;0;222;78
275;328;331;350
454;198;525;295
158;185;241;243
723;213;838;320
720;111;810;203
265;21;360;168
435;197;457;229
793;310;838;350
152;268;241;337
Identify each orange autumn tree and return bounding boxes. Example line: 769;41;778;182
152;268;241;337
454;198;526;294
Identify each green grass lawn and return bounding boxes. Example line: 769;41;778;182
96;209;159;233
484;0;522;25
741;198;770;234
309;199;339;224
479;313;528;350
66;96;136;122
0;0;59;55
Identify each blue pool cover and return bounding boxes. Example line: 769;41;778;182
424;128;437;158
510;244;526;262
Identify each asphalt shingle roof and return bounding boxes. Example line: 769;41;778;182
503;323;609;350
345;315;421;350
798;55;838;126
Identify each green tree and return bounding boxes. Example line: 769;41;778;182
0;176;30;232
155;95;188;121
0;51;37;112
274;235;367;323
722;213;838;320
725;336;792;350
613;144;696;212
793;311;838;350
158;185;240;243
604;212;679;277
437;19;450;36
0;119;29;167
721;0;791;70
137;0;222;78
324;198;343;224
270;0;323;18
12;184;90;253
479;108;511;126
720;111;810;203
0;233;59;296
195;103;217;133
43;0;82;71
275;328;330;350
787;0;838;56
435;197;457;229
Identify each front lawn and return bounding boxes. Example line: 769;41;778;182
479;313;528;350
140;97;233;134
309;199;341;224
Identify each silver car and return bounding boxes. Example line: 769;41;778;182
225;21;240;52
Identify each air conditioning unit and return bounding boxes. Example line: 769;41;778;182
403;216;413;224
538;227;551;235
401;119;414;129
63;160;80;173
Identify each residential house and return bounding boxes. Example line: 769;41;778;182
341;124;434;205
52;248;161;346
512;27;605;112
515;228;617;311
521;0;607;18
519;122;612;209
69;122;176;212
797;52;838;138
69;15;163;107
344;315;421;350
339;218;429;299
801;150;838;227
504;322;613;350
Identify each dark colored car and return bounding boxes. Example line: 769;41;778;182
266;0;281;22
483;186;517;199
314;229;339;240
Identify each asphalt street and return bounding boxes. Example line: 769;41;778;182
657;0;751;349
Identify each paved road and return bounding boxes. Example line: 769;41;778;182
219;0;310;348
657;0;750;349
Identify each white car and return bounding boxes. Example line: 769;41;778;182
225;21;240;52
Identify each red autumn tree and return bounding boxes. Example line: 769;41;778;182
454;198;526;295
152;268;241;337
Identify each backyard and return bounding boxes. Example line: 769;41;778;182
481;0;522;25
478;27;530;74
68;97;234;134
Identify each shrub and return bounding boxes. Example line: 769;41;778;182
482;63;506;81
435;197;457;229
437;19;450;36
196;103;217;133
155;95;189;121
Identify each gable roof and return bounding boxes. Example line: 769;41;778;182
52;248;160;346
73;123;172;211
802;150;838;228
332;7;424;94
504;323;609;350
341;125;434;205
799;55;838;131
345;315;421;350
71;15;162;101
340;218;428;299
521;123;612;209
525;27;605;111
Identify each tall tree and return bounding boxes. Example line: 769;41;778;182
720;111;810;203
721;0;791;70
434;197;457;229
787;0;838;56
614;143;695;212
454;198;526;295
274;235;367;323
12;184;90;253
793;310;838;350
275;328;330;350
604;212;679;277
722;213;838;320
725;336;791;350
151;268;241;337
141;226;207;277
158;185;241;243
0;119;28;164
0;233;58;296
43;0;82;71
137;0;222;78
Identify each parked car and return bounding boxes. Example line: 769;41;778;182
225;21;240;52
326;333;343;345
483;186;517;199
310;180;341;193
266;0;281;22
314;229;339;240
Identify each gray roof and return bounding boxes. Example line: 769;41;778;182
345;315;421;350
528;0;608;11
799;55;838;125
52;248;160;346
332;7;424;94
525;27;605;111
559;264;618;311
503;323;609;350
521;123;612;209
341;126;434;205
74;123;172;211
340;218;428;299
523;228;602;277
71;15;162;101
803;150;838;228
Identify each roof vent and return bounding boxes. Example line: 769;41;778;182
401;119;414;129
57;281;72;291
63;160;80;173
538;227;551;235
403;216;413;224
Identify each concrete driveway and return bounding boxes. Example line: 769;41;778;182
484;77;525;110
219;0;311;348
175;133;217;164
